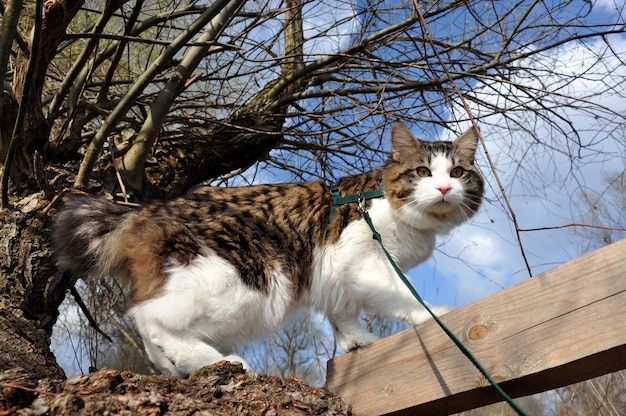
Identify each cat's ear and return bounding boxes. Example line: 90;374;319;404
391;123;423;163
453;125;480;163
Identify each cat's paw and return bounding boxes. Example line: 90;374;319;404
223;354;254;372
409;304;454;326
338;332;379;352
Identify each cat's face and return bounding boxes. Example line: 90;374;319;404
383;123;484;227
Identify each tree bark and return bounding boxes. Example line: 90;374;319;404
0;193;69;408
1;1;91;404
138;115;281;197
1;363;353;414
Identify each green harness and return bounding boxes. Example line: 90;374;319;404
328;181;384;224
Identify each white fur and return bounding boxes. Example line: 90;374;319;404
306;197;452;352
129;251;294;376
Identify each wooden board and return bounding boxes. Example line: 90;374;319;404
326;238;626;415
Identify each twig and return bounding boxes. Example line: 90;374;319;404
76;98;135;122
41;187;142;217
365;314;377;331
41;188;89;216
69;284;113;343
33;151;55;200
104;311;143;352
108;136;129;203
0;383;57;396
519;224;626;232
113;200;142;208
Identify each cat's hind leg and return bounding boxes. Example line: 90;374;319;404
134;314;250;377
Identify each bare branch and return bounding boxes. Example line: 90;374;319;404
74;0;244;188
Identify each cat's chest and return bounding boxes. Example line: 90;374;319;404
337;199;437;271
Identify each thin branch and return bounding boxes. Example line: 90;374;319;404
118;0;248;192
98;0;144;105
104;312;143;352
49;3;210;116
267;21;626;112
519;224;626;233
63;32;236;48
263;10;423;113
33;151;54;200
0;383;57;397
41;188;89;216
107;136;129;202
493;0;540;63
74;0;241;188
69;285;113;343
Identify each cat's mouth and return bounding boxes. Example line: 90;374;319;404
428;210;448;220
427;199;456;217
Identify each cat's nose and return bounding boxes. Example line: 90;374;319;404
436;184;451;195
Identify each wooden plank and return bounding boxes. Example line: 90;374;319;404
326;238;626;416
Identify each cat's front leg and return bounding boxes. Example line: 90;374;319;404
329;313;379;352
355;264;454;327
406;302;454;326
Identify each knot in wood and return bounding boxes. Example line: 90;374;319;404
383;382;395;396
44;0;64;24
468;323;489;341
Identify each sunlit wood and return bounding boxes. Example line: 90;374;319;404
327;238;626;415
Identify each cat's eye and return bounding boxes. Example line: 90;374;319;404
416;167;431;178
450;166;464;178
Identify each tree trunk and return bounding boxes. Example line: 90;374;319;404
0;190;69;408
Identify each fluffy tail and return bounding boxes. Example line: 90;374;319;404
52;196;134;279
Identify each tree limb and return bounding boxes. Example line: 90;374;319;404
74;0;242;189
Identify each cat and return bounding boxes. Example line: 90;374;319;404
52;122;484;377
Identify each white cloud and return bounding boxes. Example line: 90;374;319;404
593;0;626;16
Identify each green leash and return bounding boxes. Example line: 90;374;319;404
329;184;528;416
